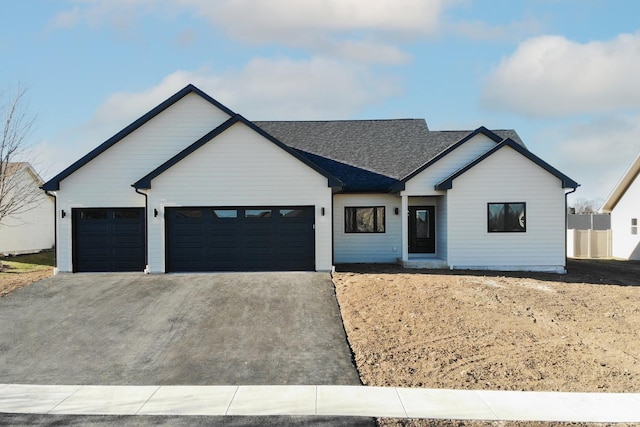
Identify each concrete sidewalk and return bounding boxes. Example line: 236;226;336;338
1;384;639;423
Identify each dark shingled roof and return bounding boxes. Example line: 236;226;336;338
255;119;523;192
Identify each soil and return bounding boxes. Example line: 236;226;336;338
0;269;53;297
334;259;640;427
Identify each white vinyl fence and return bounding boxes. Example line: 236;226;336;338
567;229;612;258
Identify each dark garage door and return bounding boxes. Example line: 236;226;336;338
73;208;145;272
166;206;315;272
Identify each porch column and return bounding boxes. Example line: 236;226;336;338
401;194;409;261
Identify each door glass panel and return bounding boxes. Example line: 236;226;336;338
80;210;107;220
280;209;306;218
212;209;237;218
416;210;429;239
175;209;202;218
245;209;272;218
114;209;140;219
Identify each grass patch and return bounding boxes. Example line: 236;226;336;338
0;250;55;273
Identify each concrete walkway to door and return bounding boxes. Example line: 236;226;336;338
0;272;361;386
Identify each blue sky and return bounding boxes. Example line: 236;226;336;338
3;0;640;204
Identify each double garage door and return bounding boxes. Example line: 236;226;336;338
72;206;315;272
165;206;315;272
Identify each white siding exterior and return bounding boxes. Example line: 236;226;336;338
0;169;54;255
333;193;402;263
146;122;333;272
403;134;497;195
54;93;232;272
609;174;640;259
445;146;567;272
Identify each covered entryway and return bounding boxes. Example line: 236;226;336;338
165;206;315;272
72;208;145;272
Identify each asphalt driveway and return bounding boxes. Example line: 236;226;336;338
0;272;361;386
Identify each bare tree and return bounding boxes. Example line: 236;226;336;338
0;85;39;226
570;197;604;214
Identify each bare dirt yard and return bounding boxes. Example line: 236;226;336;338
334;259;640;427
0;252;54;297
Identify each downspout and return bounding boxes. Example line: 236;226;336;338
44;190;57;274
134;188;149;273
565;186;578;273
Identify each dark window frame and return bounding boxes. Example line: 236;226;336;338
345;206;386;233
487;202;526;233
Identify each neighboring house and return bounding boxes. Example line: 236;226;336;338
0;162;54;255
42;84;578;274
600;152;640;260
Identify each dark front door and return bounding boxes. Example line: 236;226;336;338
408;206;435;253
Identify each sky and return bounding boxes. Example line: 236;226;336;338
2;0;640;206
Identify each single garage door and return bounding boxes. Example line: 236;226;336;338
166;206;315;272
72;208;145;272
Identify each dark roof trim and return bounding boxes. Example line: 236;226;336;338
391;126;504;192
42;84;235;191
435;138;579;190
133;114;342;190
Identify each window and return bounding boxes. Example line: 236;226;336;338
114;209;141;219
245;209;272;218
175;209;202;218
632;218;638;235
488;202;526;232
345;207;385;233
212;209;237;218
80;210;107;220
279;209;306;218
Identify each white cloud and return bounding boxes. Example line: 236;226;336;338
47;0;446;64
182;0;444;38
483;33;640;117
46;0;167;31
91;58;399;126
534;115;640;200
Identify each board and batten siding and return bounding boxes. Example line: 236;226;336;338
54;92;232;272
446;146;567;272
333;194;402;263
146;122;333;272
610;174;640;260
403;134;498;195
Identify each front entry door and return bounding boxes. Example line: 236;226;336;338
408;206;435;253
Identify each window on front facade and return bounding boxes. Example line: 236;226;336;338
345;207;385;233
632;218;638;235
488;202;526;232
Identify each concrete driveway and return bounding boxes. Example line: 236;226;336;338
0;272;361;386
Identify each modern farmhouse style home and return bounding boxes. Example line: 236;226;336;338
42;84;578;274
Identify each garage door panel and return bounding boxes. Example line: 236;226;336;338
73;208;145;273
166;206;314;272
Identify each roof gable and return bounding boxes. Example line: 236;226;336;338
1;162;43;185
436;139;579;190
392;126;509;191
42;84;235;191
601;151;640;212
133;115;342;190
